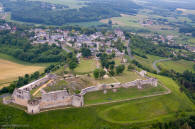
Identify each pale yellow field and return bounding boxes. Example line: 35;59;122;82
0;59;44;89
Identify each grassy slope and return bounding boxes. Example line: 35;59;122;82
0;74;194;129
99;74;195;124
134;55;165;71
157;59;195;73
84;84;167;105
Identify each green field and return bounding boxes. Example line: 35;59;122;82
66;59;97;74
134;55;165;71
115;70;144;83
99;73;195;124
0;74;194;129
157;59;195;73
84;84;167;105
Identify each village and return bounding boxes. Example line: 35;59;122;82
30;28;128;57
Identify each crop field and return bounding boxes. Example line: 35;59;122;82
157;59;195;73
100;13;173;31
0;74;194;129
29;0;87;9
84;84;167;105
0;59;44;89
0;53;49;89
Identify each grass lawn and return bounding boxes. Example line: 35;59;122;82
114;57;122;66
72;59;97;74
84;84;167;105
157;59;195;73
0;74;194;129
98;77;118;84
115;70;144;83
134;55;165;71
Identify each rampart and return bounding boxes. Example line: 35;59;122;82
6;73;158;114
80;78;158;96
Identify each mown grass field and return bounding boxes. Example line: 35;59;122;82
0;53;50;89
157;59;195;73
66;59;97;74
84;84;167;105
0;74;194;129
75;59;97;73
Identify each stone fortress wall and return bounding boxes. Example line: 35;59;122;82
6;71;158;114
80;78;158;96
10;74;84;114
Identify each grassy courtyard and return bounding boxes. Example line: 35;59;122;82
157;59;195;73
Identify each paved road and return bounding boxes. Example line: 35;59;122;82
153;58;171;73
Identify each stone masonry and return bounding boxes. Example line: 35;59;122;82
5;73;158;114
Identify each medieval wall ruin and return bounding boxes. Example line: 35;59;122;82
6;73;158;114
80;78;158;96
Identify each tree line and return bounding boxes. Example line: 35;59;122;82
0;0;140;25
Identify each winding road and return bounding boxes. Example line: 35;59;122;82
153;58;171;73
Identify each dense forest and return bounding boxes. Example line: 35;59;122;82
0;30;67;63
0;0;140;25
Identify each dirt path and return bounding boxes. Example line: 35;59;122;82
33;80;53;96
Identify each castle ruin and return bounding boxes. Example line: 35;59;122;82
4;72;158;114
